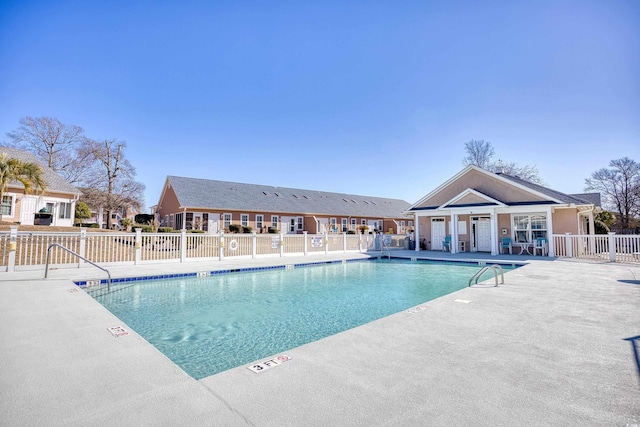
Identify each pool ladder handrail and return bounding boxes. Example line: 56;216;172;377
380;236;391;259
44;243;112;291
468;264;504;287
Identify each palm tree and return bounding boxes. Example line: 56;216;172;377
0;152;47;222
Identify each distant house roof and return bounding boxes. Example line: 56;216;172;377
0;146;81;195
165;175;411;218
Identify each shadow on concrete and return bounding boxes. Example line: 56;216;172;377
624;335;640;384
618;279;640;285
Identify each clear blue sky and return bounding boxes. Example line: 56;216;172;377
1;0;638;211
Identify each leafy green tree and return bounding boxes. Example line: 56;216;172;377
585;157;640;230
74;201;91;225
0;152;46;221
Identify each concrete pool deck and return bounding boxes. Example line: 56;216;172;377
1;251;638;426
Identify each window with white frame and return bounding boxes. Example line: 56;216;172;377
59;202;72;219
297;217;303;231
271;215;278;228
1;195;12;216
330;218;337;233
351;218;356;230
256;214;263;231
241;214;249;227
512;214;547;243
341;218;347;232
169;214;174;228
223;213;232;229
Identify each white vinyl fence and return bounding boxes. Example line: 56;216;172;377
553;233;640;264
0;227;409;272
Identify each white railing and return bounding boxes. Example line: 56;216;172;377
0;226;405;271
553;233;640;263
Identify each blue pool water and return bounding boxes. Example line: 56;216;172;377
91;259;515;379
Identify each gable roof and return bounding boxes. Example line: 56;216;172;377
164;175;411;218
408;165;597;212
497;173;598;206
0;146;81;196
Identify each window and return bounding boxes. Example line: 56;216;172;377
59;202;72;219
297;217;303;231
341;218;347;232
169;214;174;228
351;218;356;231
330;218;337;233
256;215;264;230
202;213;209;231
185;212;194;230
1;196;12;216
271;215;278;228
512;214;547;243
46;202;54;213
175;213;183;229
241;214;249;227
223;213;232;229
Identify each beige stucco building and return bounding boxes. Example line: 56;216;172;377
407;166;600;256
0;147;81;227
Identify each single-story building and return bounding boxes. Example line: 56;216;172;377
406;165;600;256
0;146;81;226
155;176;412;234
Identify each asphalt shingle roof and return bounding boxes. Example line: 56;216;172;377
0;146;81;195
167;176;411;218
498;173;597;206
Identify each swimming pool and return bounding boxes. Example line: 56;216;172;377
90;259;516;379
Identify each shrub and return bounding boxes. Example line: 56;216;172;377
268;227;279;234
346;230;356;234
135;214;154;224
242;226;253;233
228;224;241;233
187;229;205;234
157;227;174;233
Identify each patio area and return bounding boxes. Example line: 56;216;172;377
1;251;638;426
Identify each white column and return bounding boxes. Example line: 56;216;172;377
134;228;141;265
490;211;498;255
180;229;187;263
450;213;458;254
414;213;420;252
546;207;555;257
80;227;88;266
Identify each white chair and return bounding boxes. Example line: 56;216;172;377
533;238;548;256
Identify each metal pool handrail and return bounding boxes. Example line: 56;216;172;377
45;243;112;291
468;264;504;287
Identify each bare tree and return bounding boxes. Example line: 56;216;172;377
6;116;86;183
462;140;495;169
585;157;640;230
462;139;544;185
80;138;145;228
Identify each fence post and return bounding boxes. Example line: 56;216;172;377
219;232;225;261
7;225;18;272
279;232;284;257
324;232;329;254
252;232;257;259
343;233;347;253
303;231;308;256
608;232;616;262
565;233;572;258
180;229;187;263
79;228;87;267
134;228;142;265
